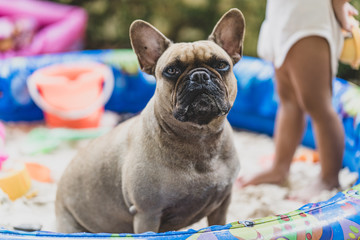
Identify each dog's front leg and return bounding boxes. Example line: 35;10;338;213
207;193;231;226
133;210;162;233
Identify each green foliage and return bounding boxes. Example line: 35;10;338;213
51;0;360;84
51;0;265;56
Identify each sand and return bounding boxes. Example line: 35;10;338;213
0;112;358;233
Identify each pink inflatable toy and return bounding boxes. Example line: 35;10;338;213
0;0;87;58
0;122;7;170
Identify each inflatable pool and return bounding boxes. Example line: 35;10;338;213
0;50;360;239
1;185;360;239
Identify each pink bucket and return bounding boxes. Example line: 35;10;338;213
27;63;114;128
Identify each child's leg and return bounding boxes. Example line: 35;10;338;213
237;65;306;186
285;36;344;189
237;36;344;191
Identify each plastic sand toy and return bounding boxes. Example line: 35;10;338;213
22;127;110;155
0;0;87;58
340;17;360;69
0;123;31;200
27;63;114;129
0;161;31;201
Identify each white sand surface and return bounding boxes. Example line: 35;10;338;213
0;112;358;233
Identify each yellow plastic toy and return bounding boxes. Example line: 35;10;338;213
0;162;31;201
340;17;360;69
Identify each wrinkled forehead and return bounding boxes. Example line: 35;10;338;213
157;40;231;68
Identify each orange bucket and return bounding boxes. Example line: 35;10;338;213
27;62;114;128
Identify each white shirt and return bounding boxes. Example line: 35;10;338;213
257;0;343;75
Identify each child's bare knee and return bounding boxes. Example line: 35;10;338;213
276;79;298;104
302;99;334;121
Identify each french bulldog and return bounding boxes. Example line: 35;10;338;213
55;8;245;234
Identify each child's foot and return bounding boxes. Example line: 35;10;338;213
236;167;289;188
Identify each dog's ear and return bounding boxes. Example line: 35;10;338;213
208;8;245;64
130;20;172;75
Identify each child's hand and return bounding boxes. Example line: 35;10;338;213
332;0;358;31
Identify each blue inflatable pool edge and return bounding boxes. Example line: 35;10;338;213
1;184;360;239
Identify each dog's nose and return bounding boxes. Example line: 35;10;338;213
190;71;210;84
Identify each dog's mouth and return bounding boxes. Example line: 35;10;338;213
173;68;231;125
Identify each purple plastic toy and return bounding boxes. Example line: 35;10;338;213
0;0;87;58
0;122;7;170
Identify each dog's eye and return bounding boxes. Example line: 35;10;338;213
163;66;181;77
214;61;230;71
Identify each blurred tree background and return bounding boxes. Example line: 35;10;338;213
51;0;360;85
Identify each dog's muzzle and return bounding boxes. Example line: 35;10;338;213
173;68;231;125
190;70;211;86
